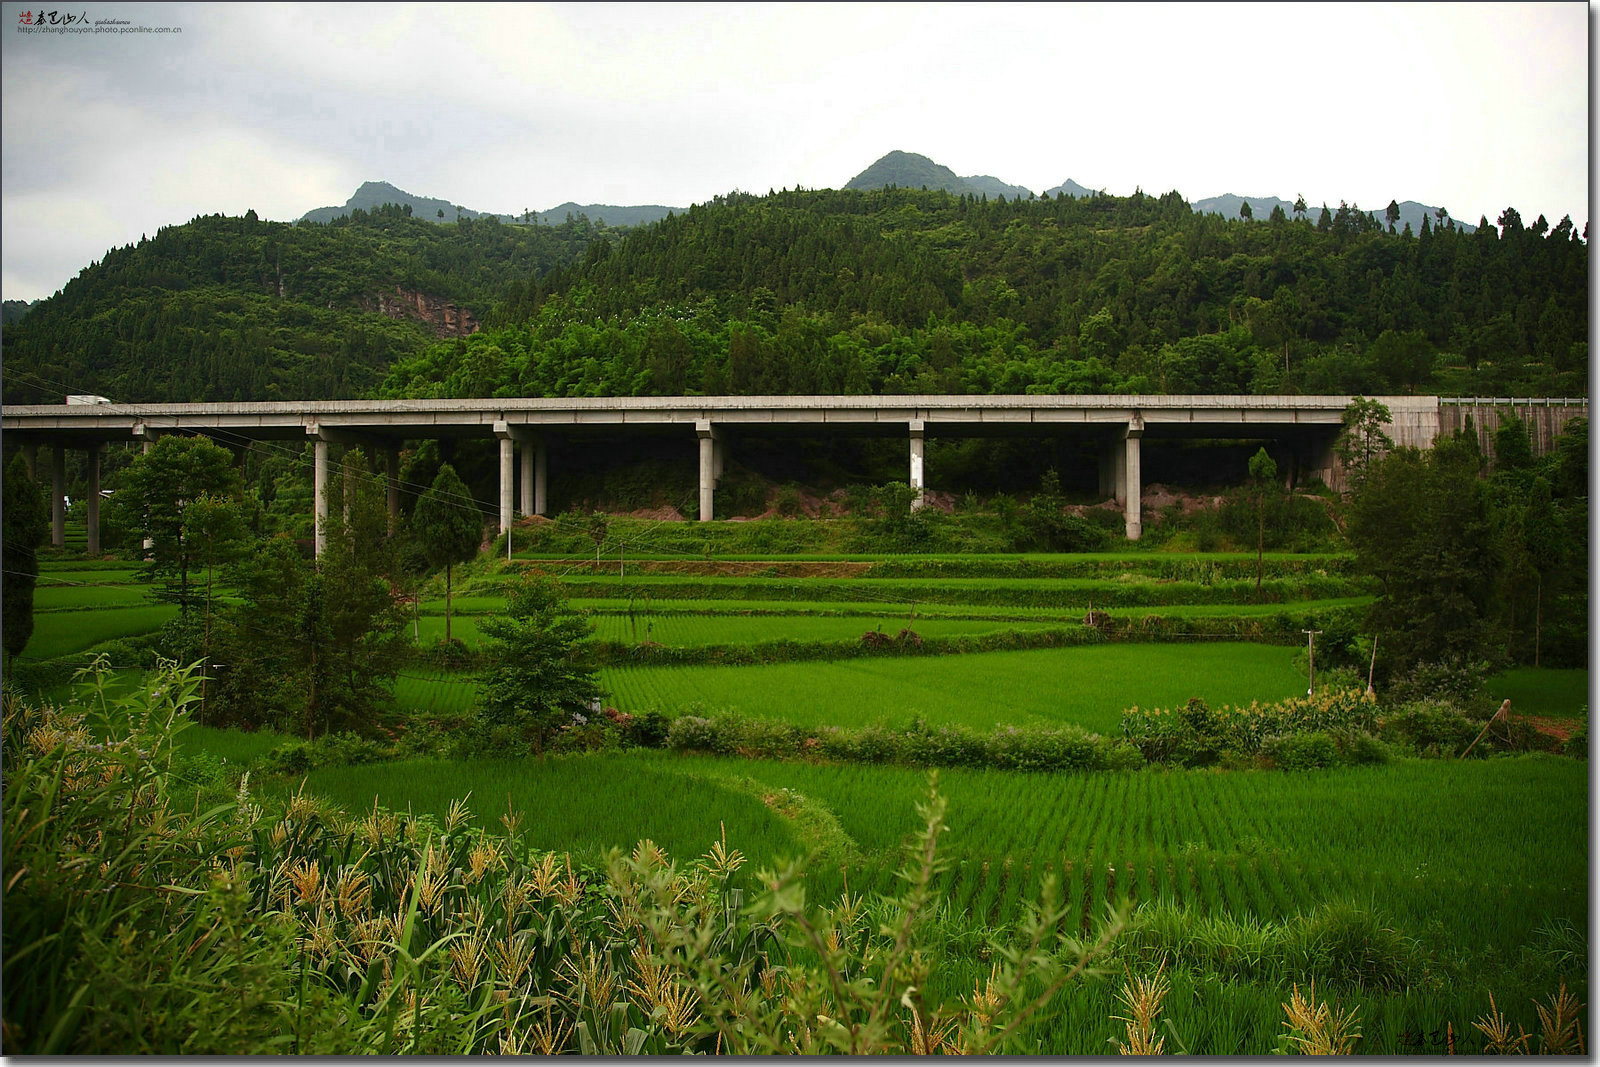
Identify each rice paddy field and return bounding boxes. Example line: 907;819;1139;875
296;749;1587;1054
598;643;1308;731
20;544;1589;1054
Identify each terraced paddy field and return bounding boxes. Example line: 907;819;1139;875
543;573;1365;608
598;643;1309;732
417;612;1076;648
24;542;1589;1054
32;583;164;611
1488;667;1589;718
427;595;1372;624
293;749;1586;1055
391;643;1310;731
18;603;179;662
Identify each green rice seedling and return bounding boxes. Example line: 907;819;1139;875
1486;667;1589;719
391;672;481;716
602;644;1307;733
32;584;159;611
585;613;1067;648
174;723;293;766
296;755;803;869
18;604;179;660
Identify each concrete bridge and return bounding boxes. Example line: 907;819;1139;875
3;394;1585;553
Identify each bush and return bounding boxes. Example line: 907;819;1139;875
622;709;670;749
1563;720;1587;759
987;723;1102;772
1097;737;1146;771
666;714;719;753
263;730;393;774
899;720;986;767
1263;731;1340;770
851;723;900;763
1335;731;1391;766
1385;656;1494;709
1378;700;1478;756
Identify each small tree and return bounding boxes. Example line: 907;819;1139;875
412;463;481;642
1333;397;1393;491
588;512;609;568
1247;447;1279;597
184;493;250;723
477;575;602;754
2;454;50;665
107;435;245;620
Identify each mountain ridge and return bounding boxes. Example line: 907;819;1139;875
845;151;1474;233
299;180;681;229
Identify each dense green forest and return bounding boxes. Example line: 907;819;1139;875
1;206;623;403
400;188;1587;400
3;186;1587;405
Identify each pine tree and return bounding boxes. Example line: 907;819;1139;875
476;575;602;754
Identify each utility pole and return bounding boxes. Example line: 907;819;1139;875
1366;635;1379;698
1302;629;1323;696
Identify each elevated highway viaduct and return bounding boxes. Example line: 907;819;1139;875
3;394;1585;554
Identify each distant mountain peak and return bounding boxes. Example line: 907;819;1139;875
1042;178;1105;199
299;182;682;229
845;151;1034;200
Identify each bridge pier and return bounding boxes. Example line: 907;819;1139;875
50;445;65;548
343;450;358;521
1121;416;1143;541
909;420;926;509
386;447;401;536
86;444;102;555
696;421;720;521
312;435;329;556
132;425;159;550
514;433;546;517
495;428;515;535
1120;419;1145;547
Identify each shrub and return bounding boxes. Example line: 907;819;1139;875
665;714;718;752
1097;737;1146;771
851;723;901;763
986;723;1102;772
899;720;987;767
622;709;670;749
1563;720;1587;759
728;715;807;760
1378;700;1478;756
1335;731;1391;766
1385;656;1494;709
1263;731;1340;770
263;730;394;774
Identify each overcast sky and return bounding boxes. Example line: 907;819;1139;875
1;2;1589;301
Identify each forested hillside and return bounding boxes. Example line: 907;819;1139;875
390;186;1587;400
1;205;621;403
4;185;1586;404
